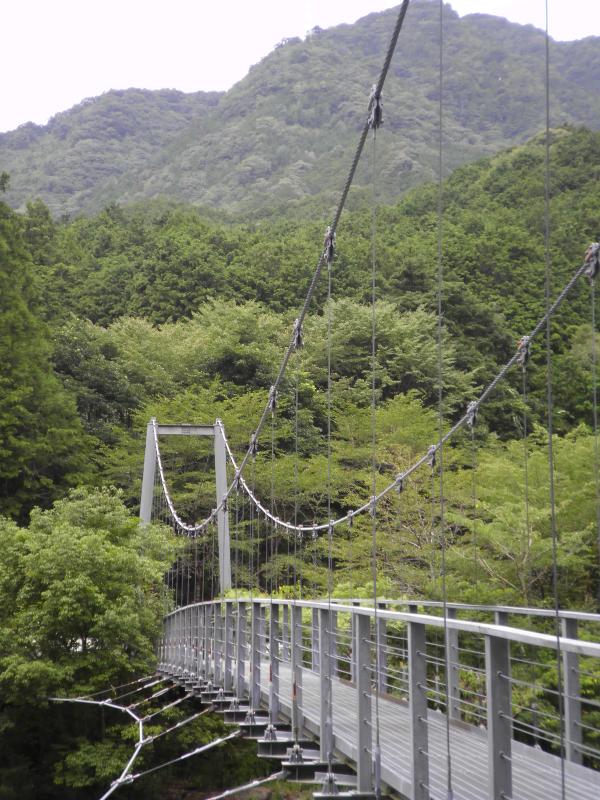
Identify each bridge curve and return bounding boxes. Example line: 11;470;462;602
158;598;600;800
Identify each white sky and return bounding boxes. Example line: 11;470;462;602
1;1;599;133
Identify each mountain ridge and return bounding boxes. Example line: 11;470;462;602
2;0;599;217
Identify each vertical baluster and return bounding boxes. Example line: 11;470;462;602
224;602;233;692
409;619;429;800
251;601;261;708
319;608;332;761
204;605;212;682
485;634;512;800
446;607;460;720
312;608;320;673
377;602;387;693
291;604;304;736
213;604;222;686
270;604;280;721
355;611;372;793
236;602;247;699
562;617;582;764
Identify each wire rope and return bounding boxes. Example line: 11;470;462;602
543;3;566;795
591;280;600;605
436;2;454;794
370;122;383;799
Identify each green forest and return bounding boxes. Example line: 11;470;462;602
1;124;600;797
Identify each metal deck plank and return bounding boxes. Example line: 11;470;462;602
258;661;600;800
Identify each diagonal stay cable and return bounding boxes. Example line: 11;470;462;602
204;770;287;800
143;705;214;744
141;691;193;721
118;730;241;785
80;674;157;700
151;0;411;537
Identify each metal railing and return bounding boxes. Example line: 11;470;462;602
158;599;600;799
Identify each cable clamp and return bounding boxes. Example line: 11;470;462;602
323;226;336;265
312;526;318;540
249;434;259;457
395;474;404;493
427;444;437;469
584;241;600;281
466;400;478;428
516;335;530;368
348;511;354;529
292;317;303;349
368;84;384;129
268;385;278;412
232;472;240;493
369;495;377;516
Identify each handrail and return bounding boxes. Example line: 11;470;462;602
165;597;600;624
163;598;600;658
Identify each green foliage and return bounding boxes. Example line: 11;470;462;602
0;198;91;520
0;487;175;798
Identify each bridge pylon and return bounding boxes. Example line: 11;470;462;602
140;418;232;593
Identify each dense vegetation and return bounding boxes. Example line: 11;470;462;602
1;125;599;796
2;1;600;218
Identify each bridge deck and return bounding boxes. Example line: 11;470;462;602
252;660;600;800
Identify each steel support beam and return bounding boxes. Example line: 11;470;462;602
319;608;332;761
409;620;429;800
562;617;582;764
355;612;373;793
236;602;247;698
224;602;234;692
251;602;261;708
269;604;280;721
485;634;512;800
291;604;304;737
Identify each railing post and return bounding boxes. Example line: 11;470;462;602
194;605;202;681
188;606;195;675
319;608;332;761
282;604;291;661
446;608;460;720
251;601;261;708
270;604;280;721
139;420;157;524
213;604;222;686
351;600;360;682
409;619;429;800
377;602;387;693
355;612;372;793
213;422;231;593
236;602;247;699
330;610;338;677
175;609;182;674
204;605;212;682
562;617;582;764
291;604;304;737
485;634;512;800
224;602;233;692
312;608;320;672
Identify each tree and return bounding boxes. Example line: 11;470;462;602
0;487;175;798
0;199;90;520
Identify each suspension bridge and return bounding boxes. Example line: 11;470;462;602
54;2;600;798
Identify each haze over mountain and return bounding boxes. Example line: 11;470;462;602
2;0;599;218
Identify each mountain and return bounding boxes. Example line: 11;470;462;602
2;0;600;218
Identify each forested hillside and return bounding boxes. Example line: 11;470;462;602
1;125;600;797
2;0;600;217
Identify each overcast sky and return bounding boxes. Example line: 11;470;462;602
2;0;599;133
